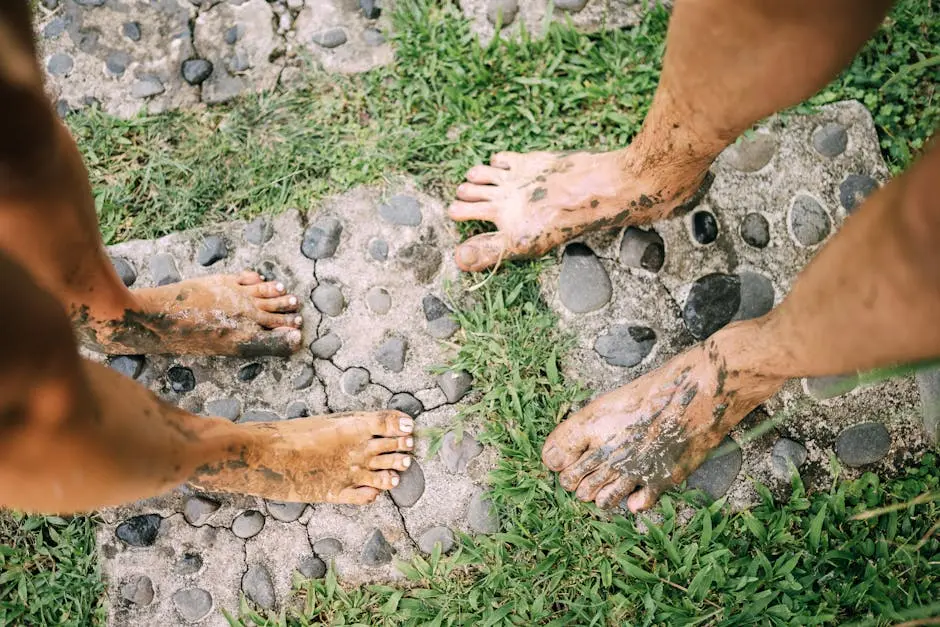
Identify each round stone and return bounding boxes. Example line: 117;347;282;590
417;526;455;554
167;366;196;393
238;362;263;382
197;234;227;266
835;422;891;467
740;213;770;248
244;217;274;245
363;28;385;47
789;195;831;247
361;529;395;566
121;575;154;606
368;238;389;260
366;287;392;314
839;174;878;213
691;211;719;245
242;565;276;610
440;431;483;473
172;588;213;623
804;373;859;400
312;283;345;316
379;194;422;226
285;401;308;418
108;355;145;380
266;500;306;522
594;325;656;368
361;0;381;19
686;437;742;499
298;556;326;579
224;25;240;45
116;514;161;547
205;397;241;420
105;51;130;76
437;370;472;403
724;132;777;172
111;257;137;286
812;123;848;158
682;273;741;340
390;461;425;507
313;537;343;558
770;438;808;479
428;317;460;339
292;365;315;390
388;393;423;419
375;336;407;373
733;272;775;321
302;217;343;259
240;410;281;423
182;59;213;85
619;227;664;272
312;28;347;49
43;18;67;39
183;496;220;526
555;0;589;10
486;0;518;25
123;21;142;41
150;253;181;286
47;53;74;77
467;492;498;534
558;243;612;314
310;333;342;359
131;76;165;99
423;294;452;321
175;553;203;575
341;368;370;396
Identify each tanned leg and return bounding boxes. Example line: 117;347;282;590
0;3;302;357
542;141;940;512
449;0;894;271
0;250;415;513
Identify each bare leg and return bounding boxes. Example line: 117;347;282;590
449;0;893;271
542;141;940;512
0;4;302;357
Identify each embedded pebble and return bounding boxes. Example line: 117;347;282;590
835;422;891;467
682;273;741;340
242;565;276;610
686;437;742;499
150;253;181;286
312;283;345;316
379;195;422;226
238;362;263;382
285;401;309;418
368;238;389;260
789;195;831;247
366;287;392;314
111;257;137;286
232;511;264;539
312;28;347;49
120;575;154;606
266;501;306;522
47;53;74;77
123;21;142;42
691;211;719;245
298;556;326;579
770;438;808;479
310;333;342;359
167;366;196;393
313;537;343;558
361;529;395;566
428;317;460;339
375;336;407;373
812;123;848;158
42;0;59;8
803;373;858;400
417;526;455;554
556;0;589;9
363;28;386;47
183;496;220;527
106;51;130;76
197;234;227;266
440;431;483;473
733;272;775;321
43;18;67;39
244;218;274;245
172;588;213;623
341;368;370;395
839;174;878;213
423;295;452;321
109;355;145;380
619;227;664;272
256;260;280;282
740;213;770;248
558;243;612;314
175;553;203;576
292;365;315;390
724;132;777;172
486;0;518;25
390;461;425;507
205;398;241;420
116;514;161;547
240;410;281;423
916;368;940;445
301;216;343;259
56;99;71;118
387;393;423;418
437;370;472;403
467;492;498;533
594;325;656;368
131;76;165;99
182;59;213;86
360;0;381;19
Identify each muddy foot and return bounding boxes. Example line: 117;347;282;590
191;411;416;504
449;149;709;271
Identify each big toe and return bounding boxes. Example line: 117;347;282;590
541;415;589;471
455;232;509;272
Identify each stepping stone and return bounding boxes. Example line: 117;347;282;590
812;123;848;158
298;556;326;579
375;336;407;373
242;565;276;610
804;373;858;400
368;238;389;260
123;21;142;42
244;218;274;245
341;368;370;396
47;53;74;77
789;194;831;247
183;495;220;526
835;422;891;467
312;283;345;316
361;529;394;566
440;431;483;473
691;210;719;245
182;59;214;86
109;355;145;380
310;333;342;359
387;393;423;418
120;575;154;606
172;588;213;623
111;257;137;286
313;537;343;558
390;461;425;507
379;195;422;226
558;243;612;314
486;0;518;25
266;500;306;522
733;272;775;321
285;401;309;418
724;132;777;172
301;217;343;259
150;253;181;286
839;174;878;213
206;397;241;420
292;365;315;390
366;287;392;314
131;76;166;99
238;362;263;382
116;514;161;547
232;510;265;539
686;437;742;499
682;273;741;340
467;492;498;533
770;438;808;479
916;367;940;445
240;410;281;423
167;366;196;393
312;28;347;49
594;325;656;368
740;212;770;248
175;553;203;575
197;234;227;266
619;227;664;272
437;370;472;403
417;526;455;554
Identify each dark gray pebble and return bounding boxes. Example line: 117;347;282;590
123;21;142;42
150;253;181;286
368;238;389;260
558;243;612;314
390;461;424;507
167;366;196;393
240;410;281;423
238;362;263;382
312;28;347;49
116;514;161;547
789;194;831;247
310;333;342;359
244;217;274;245
740;213;770;248
619;227;664;272
733;272;775;321
594;325;656;368
686;437;742;499
292;364;315;389
301;217;343;260
387;393;423;418
375;336;407;373
361;529;395;566
341;368;370;396
131;75;165;99
47;53;74;77
691;211;719;245
812;122;848;158
182;59;213;86
120;575;154;606
266;500;306;522
440;431;483;473
285;401;309;419
298;556;327;579
379;194;422;226
111;257;137;286
437;370;472;403
197;234;227;266
109;355;145;380
839;174;878;213
835;422;891;467
682;273;741;340
242;565;276;610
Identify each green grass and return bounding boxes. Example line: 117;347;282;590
4;0;939;624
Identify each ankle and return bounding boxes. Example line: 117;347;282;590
706;319;789;397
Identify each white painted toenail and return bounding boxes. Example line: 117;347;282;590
276;282;285;292
294;316;303;326
402;457;411;468
289;296;297;306
391;475;400;487
406;437;414;448
400;417;414;433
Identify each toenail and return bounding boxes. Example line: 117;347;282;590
288;296;297;306
400;417;414;433
457;246;478;267
402;457;411;468
276;282;285;292
391;475;400;487
406;437;414;448
294;316;303;326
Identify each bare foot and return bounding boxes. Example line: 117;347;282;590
449;149;711;271
76;271;304;357
541;329;783;512
191;410;416;504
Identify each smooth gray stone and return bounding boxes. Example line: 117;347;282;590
172;588;213;623
205;397;241;420
183;496;220;526
120;575;154;606
839;174;878;213
733;272;775;321
686;437;742;499
131;76;166;99
197;234;227;266
387;393;423;418
558;243;612;314
375;336;407;373
313;537;343;558
231;510;265;539
486;0;518;25
361;529;394;566
239;410;281;423
312;28;347;48
310;333;342;359
812;122;848;158
740;213;770;248
682;273;740;340
594;325;656;368
804;373;858;400
619;227;664;272
770;438;808;479
301;216;342;259
242;565;276;610
417;526;455;554
437;370;472;403
266;500;306;522
47;53;74;77
109;355;145;380
835;422;891;467
150;253;181;286
312;283;345;316
467;492;498;533
366;287;392;314
341;367;370;396
789;194;831;247
182;58;213;85
298;556;326;579
389;461;424;507
244;217;274;245
916;367;940;445
111;256;137;286
724;132;777;172
378;195;422;226
292;365;315;390
440;431;483;473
